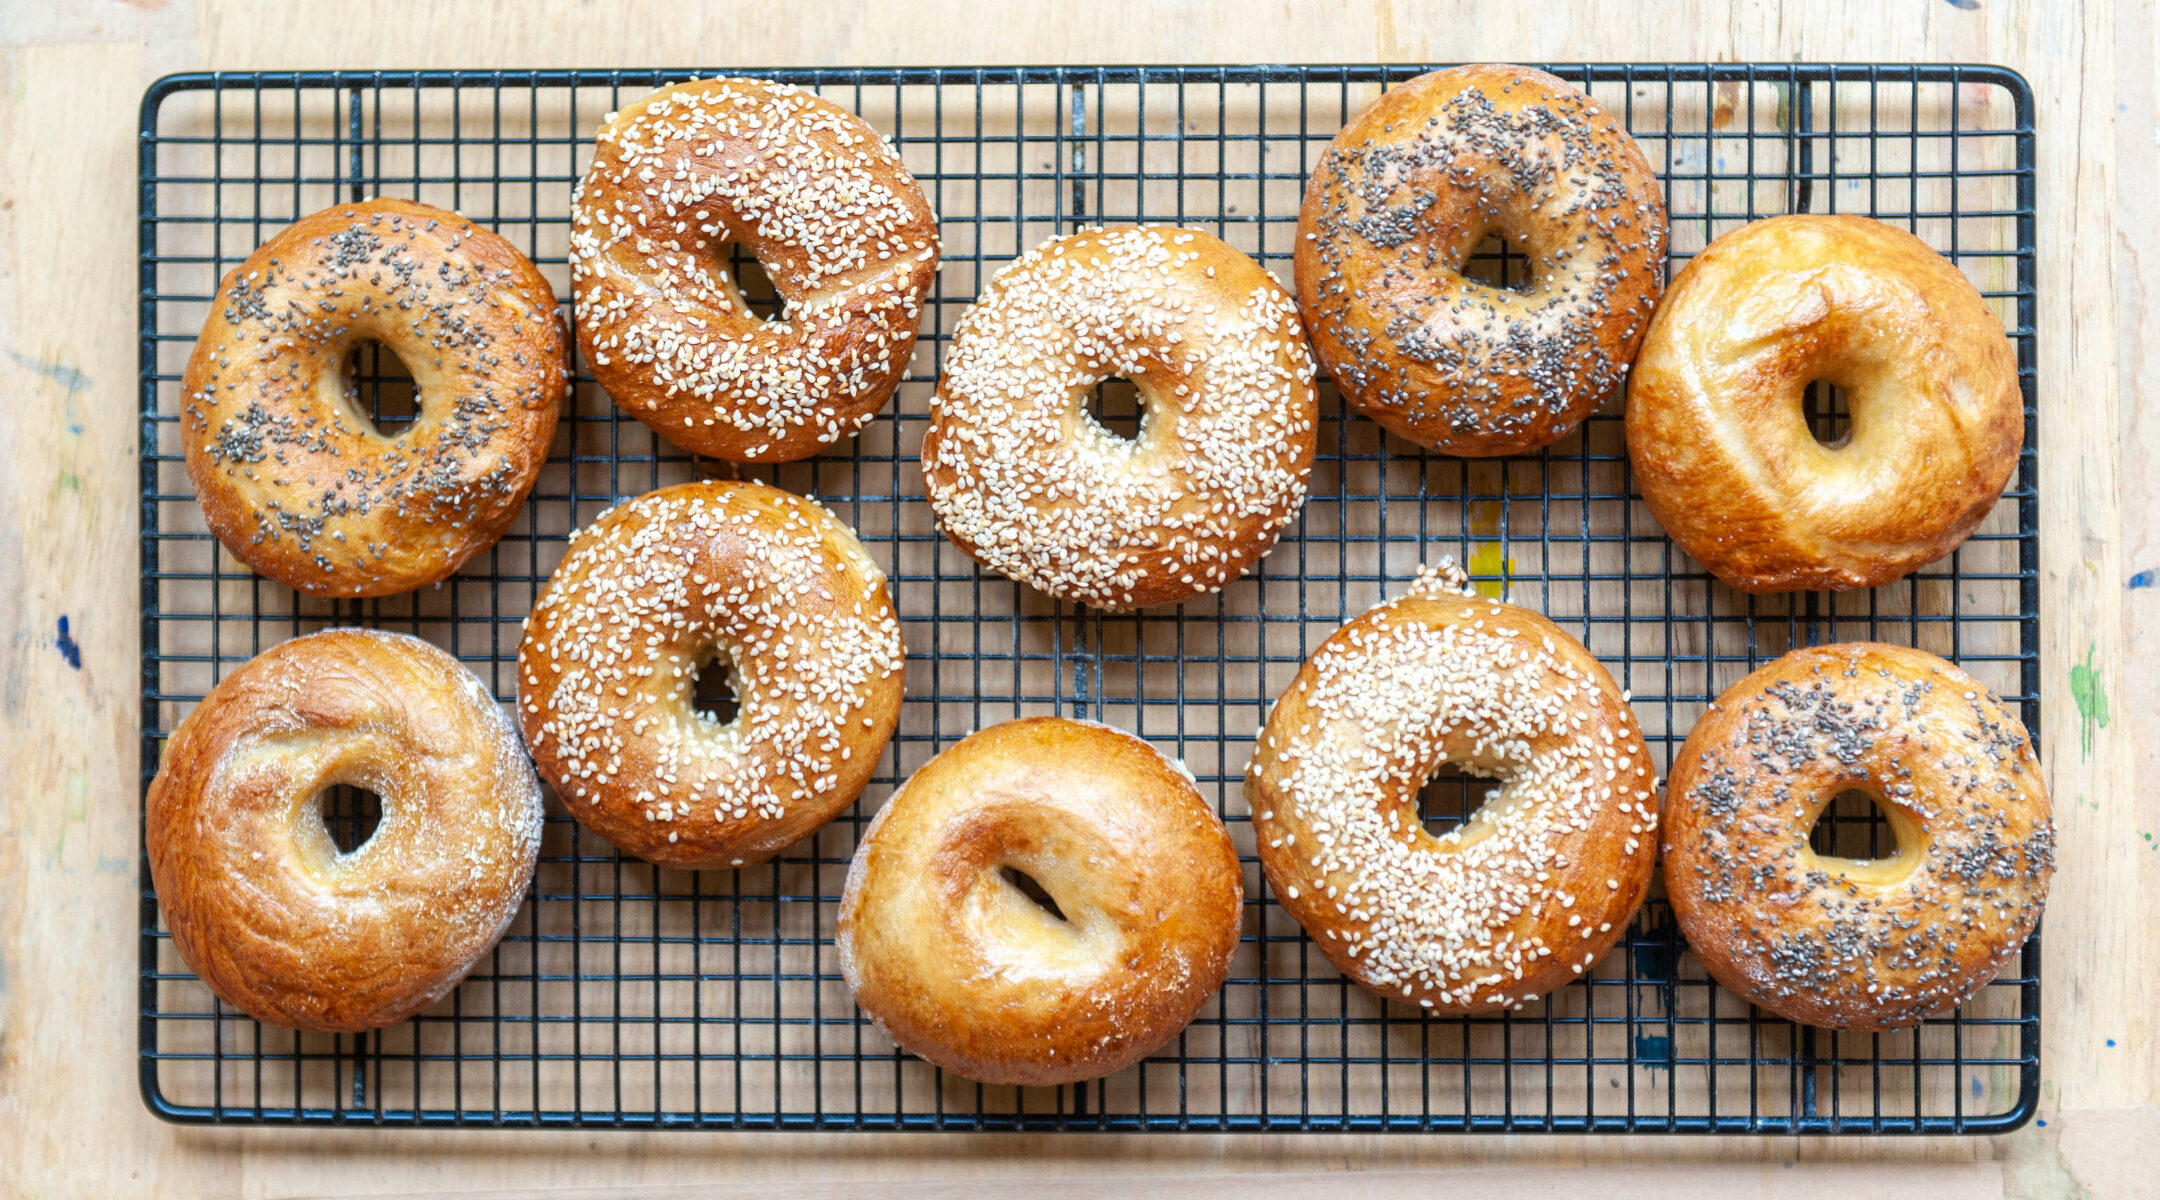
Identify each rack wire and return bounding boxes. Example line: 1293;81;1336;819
138;64;2040;1133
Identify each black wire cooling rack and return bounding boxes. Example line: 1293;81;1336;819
137;64;2040;1134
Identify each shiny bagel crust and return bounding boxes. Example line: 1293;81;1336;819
571;78;940;462
1662;643;2053;1031
923;226;1317;610
517;481;904;870
1246;569;1658;1013
837;718;1243;1086
147;630;543;1032
1625;214;2023;593
181;197;568;597
1295;65;1668;456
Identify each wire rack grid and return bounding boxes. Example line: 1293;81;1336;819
137;63;2040;1134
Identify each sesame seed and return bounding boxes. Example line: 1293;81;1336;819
1248;562;1656;1012
570;78;940;462
922;226;1317;610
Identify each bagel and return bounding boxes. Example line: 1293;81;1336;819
922;226;1317;610
1662;643;2053;1031
146;629;543;1032
1295;65;1668;456
1245;566;1657;1013
837;718;1243;1086
571;77;940;462
517;480;904;869
181;197;568;596
1626;214;2023;593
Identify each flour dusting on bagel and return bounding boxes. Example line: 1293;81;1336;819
147;629;544;1032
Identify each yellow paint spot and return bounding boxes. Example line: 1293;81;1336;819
1468;542;1514;599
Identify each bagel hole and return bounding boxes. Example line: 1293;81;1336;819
1461;229;1537;294
322;785;384;855
1083;377;1146;442
689;655;740;726
1802;382;1853;449
706;244;787;323
1000;866;1068;923
1418;764;1503;837
340;340;420;438
1808;788;1902;862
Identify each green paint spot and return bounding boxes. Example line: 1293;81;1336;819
1467;542;1514;600
2070;642;2110;759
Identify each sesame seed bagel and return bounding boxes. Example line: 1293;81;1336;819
1662;643;2053;1031
1626;215;2023;593
571;78;941;462
181;197;568;597
147;630;543;1032
922;226;1318;610
517;480;904;870
837;718;1243;1086
1245;568;1657;1013
1294;65;1667;456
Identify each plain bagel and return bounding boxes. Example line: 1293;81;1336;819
1625;214;2023;593
837;718;1243;1086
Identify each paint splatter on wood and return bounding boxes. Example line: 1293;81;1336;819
55;616;81;670
2070;642;2108;759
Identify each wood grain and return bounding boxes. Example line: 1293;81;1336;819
2;1;2153;1196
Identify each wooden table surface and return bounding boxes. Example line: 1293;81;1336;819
3;1;2154;1195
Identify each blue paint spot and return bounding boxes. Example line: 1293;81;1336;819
6;349;89;394
1635;1034;1672;1067
1971;1075;1984;1098
2130;570;2156;589
2107;1038;2117;1047
1943;0;1979;9
2037;1118;2047;1127
55;615;81;669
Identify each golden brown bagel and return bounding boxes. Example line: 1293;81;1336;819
837;718;1243;1086
571;78;940;462
1662;643;2053;1031
517;480;904;869
1245;566;1657;1013
1295;65;1668;456
922;226;1318;610
147;629;543;1032
181;197;568;597
1626;214;2023;593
